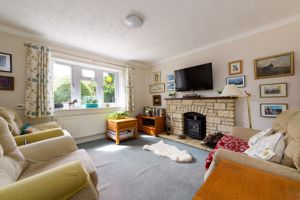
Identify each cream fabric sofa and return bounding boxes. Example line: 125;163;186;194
0;116;99;200
205;109;300;182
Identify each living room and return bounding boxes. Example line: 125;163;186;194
0;1;299;200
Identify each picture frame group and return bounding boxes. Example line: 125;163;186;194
152;95;162;106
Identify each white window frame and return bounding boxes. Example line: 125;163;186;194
52;58;122;109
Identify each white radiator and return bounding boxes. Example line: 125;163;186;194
56;114;107;139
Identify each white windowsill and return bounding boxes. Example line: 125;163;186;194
54;106;125;117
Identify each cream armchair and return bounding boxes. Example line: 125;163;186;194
205;109;300;182
0;116;99;200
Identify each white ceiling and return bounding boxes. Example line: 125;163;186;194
0;0;300;66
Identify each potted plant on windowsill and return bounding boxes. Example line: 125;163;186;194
83;96;99;108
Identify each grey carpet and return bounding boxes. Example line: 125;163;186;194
78;135;209;200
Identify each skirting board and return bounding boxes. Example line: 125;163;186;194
75;132;106;144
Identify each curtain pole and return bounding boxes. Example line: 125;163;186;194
24;43;133;69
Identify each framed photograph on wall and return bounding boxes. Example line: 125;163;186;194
254;52;294;79
0;52;12;73
149;83;165;94
228;60;243;75
260;103;288;118
226;75;245;88
167;82;175;91
167;73;175;82
153;95;162;106
153;71;161;84
259;83;287;98
0;76;14;90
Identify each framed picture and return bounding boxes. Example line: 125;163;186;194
167;82;175;91
0;52;12;73
226;75;246;88
167;73;175;82
254;52;294;79
149;83;165;94
260;83;287;98
260;103;288;118
153;95;162;106
0;76;14;90
153;71;161;84
228;60;243;75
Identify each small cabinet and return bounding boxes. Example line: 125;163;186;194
137;115;165;136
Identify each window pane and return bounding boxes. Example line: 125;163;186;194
82;69;95;79
81;80;97;104
103;72;115;103
53;63;71;105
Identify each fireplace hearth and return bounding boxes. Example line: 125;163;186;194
184;112;206;140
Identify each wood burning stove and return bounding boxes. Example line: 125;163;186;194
183;112;206;140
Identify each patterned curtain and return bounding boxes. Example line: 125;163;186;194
25;43;54;118
125;67;135;112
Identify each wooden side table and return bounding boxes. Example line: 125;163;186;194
193;160;300;200
106;117;138;145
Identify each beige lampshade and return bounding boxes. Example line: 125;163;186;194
220;84;243;97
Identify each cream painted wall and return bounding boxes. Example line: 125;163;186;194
0;32;147;122
145;21;300;130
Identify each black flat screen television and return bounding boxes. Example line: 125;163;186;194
175;63;213;91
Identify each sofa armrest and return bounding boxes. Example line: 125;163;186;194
226;126;260;141
14;128;66;146
206;148;300;182
0;161;89;200
19;133;78;162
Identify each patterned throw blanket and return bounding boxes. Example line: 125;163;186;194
205;135;249;169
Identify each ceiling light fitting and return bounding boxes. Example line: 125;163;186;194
124;15;143;28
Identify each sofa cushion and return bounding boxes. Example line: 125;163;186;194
294;147;300;171
272;109;299;133
281;111;300;168
19;149;98;187
0;107;23;136
0;117;28;186
205;135;249;169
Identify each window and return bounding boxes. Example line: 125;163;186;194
52;59;122;109
53;63;71;105
103;72;115;103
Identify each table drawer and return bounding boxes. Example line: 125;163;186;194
118;121;137;130
142;126;156;135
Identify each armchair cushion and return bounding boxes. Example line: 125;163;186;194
205;135;249;169
20;149;98;188
14;128;65;146
0;117;28;187
0;161;89;200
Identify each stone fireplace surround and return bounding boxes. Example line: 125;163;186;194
165;97;237;137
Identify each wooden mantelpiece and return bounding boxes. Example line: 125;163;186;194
165;96;237;100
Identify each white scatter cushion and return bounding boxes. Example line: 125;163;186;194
248;128;273;147
244;132;285;163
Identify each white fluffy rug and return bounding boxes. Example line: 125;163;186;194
143;140;193;163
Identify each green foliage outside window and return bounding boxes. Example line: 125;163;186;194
104;73;115;103
54;77;71;104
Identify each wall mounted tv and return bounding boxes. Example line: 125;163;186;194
175;63;213;91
